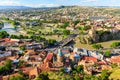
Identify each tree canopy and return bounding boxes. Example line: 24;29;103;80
92;44;103;50
110;42;120;48
7;75;26;80
104;50;111;57
0;31;9;39
0;60;12;75
101;70;111;80
63;30;70;35
35;72;50;80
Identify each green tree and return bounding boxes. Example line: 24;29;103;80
110;42;120;48
18;35;24;39
63;30;70;35
80;30;84;34
92;44;103;50
5;60;12;69
0;31;9;38
59;68;65;73
110;63;118;68
84;75;100;80
18;60;24;67
61;22;69;29
20;46;25;51
0;60;12;75
47;39;56;45
35;72;50;80
73;20;79;26
84;25;91;30
104;50;111;57
11;34;17;39
78;26;84;30
101;70;111;80
76;65;84;74
7;75;26;80
62;77;67;80
74;74;81;80
96;30;104;36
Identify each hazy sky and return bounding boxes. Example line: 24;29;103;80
0;0;120;7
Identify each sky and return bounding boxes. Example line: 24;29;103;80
0;0;120;7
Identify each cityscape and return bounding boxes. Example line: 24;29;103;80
0;0;120;80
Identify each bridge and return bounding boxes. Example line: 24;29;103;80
2;28;16;30
42;34;78;52
58;34;77;47
37;34;78;52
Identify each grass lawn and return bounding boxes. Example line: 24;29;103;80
109;69;120;80
48;72;73;80
74;37;120;50
42;35;63;41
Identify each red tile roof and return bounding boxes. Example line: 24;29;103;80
39;62;52;72
0;38;10;42
98;60;107;65
46;53;53;61
25;50;35;55
109;56;120;63
29;67;41;77
82;56;97;62
19;67;34;74
4;38;11;42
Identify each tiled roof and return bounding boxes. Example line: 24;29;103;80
29;67;41;77
109;56;120;63
82;56;97;62
0;38;19;43
25;50;35;55
45;53;53;62
98;60;106;65
2;73;20;80
19;67;34;74
7;56;17;60
39;62;51;72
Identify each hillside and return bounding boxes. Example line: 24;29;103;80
0;6;31;9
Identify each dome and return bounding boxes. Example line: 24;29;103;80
74;54;80;58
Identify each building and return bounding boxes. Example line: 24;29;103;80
57;49;64;62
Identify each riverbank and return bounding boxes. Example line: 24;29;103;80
75;37;120;50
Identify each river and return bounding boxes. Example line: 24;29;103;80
1;22;17;35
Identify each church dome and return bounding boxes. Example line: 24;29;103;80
74;53;80;58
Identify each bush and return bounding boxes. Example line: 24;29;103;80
104;50;111;57
0;60;12;75
47;39;56;45
92;44;103;50
101;70;111;80
110;42;120;48
7;75;26;80
35;72;50;80
63;30;70;35
0;31;9;38
74;74;81;80
61;22;69;29
110;63;118;68
20;46;25;51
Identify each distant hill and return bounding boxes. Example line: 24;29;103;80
0;6;32;9
58;5;120;9
0;5;120;10
91;6;120;8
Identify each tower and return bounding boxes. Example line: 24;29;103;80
57;49;63;62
